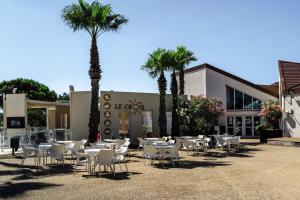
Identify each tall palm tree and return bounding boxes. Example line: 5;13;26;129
176;46;197;95
141;49;170;137
168;50;180;137
62;0;128;143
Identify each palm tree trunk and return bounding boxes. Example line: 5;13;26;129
171;70;179;137
158;70;167;137
179;68;185;95
88;35;101;143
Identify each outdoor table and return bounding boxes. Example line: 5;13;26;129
84;147;103;175
96;142;116;149
153;144;174;165
222;136;239;150
180;136;193;139
144;138;160;141
103;139;118;143
38;143;53;165
56;141;73;144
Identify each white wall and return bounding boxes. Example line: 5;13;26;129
283;94;300;137
183;68;206;98
70;91;91;140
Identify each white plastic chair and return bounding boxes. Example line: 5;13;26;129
215;136;228;149
114;145;128;172
21;146;39;166
80;139;88;150
164;145;181;167
65;141;81;162
73;152;91;175
143;144;161;165
93;149;115;176
48;144;65;165
182;139;196;155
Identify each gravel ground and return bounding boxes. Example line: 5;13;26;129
1;140;300;200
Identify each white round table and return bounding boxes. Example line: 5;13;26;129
38;143;53;165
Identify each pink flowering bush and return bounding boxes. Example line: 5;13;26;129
259;100;282;129
178;96;224;135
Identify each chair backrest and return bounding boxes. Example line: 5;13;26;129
116;145;128;154
96;149;115;165
168;140;175;144
169;145;180;155
198;135;204;139
70;141;81;153
123;140;130;147
175;137;181;144
138;137;144;145
215;136;225;146
182;139;194;148
49;144;65;158
143;144;157;155
124;138;130;143
22;146;38;157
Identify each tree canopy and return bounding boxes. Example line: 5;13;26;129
0;78;58;105
62;0;128;38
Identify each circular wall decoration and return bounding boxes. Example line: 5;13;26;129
104;111;111;118
104;119;111;127
103;102;111;110
103;128;111;135
103;93;111;101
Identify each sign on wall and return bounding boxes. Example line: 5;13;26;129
114;99;144;114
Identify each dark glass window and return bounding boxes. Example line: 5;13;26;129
244;94;253;109
235;90;243;109
253;98;261;109
226;87;235;110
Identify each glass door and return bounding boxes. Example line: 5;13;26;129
245;116;253;136
253;116;261;136
227;117;234;135
235;117;243;136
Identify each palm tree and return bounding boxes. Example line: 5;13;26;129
62;0;128;143
176;46;197;95
141;49;170;137
168;50;180;137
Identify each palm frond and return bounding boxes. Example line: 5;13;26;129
62;0;128;37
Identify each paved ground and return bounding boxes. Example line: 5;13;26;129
1;140;300;200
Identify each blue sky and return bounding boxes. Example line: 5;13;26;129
1;0;300;94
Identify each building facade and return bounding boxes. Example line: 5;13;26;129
279;60;300;137
70;90;172;143
180;63;278;137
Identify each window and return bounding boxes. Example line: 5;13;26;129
244;94;253;109
235;90;243;109
226;86;262;111
253;98;261;109
226;87;235;110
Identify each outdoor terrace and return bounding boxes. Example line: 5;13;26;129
1;140;300;200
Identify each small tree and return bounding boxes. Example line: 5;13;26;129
259;100;282;129
178;96;223;135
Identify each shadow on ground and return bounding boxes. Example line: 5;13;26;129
83;171;142;180
151;160;232;169
0;161;74;181
0;181;62;199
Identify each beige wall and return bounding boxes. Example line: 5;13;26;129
282;94;300;137
100;91;172;144
4;94;27;139
70;91;91;140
